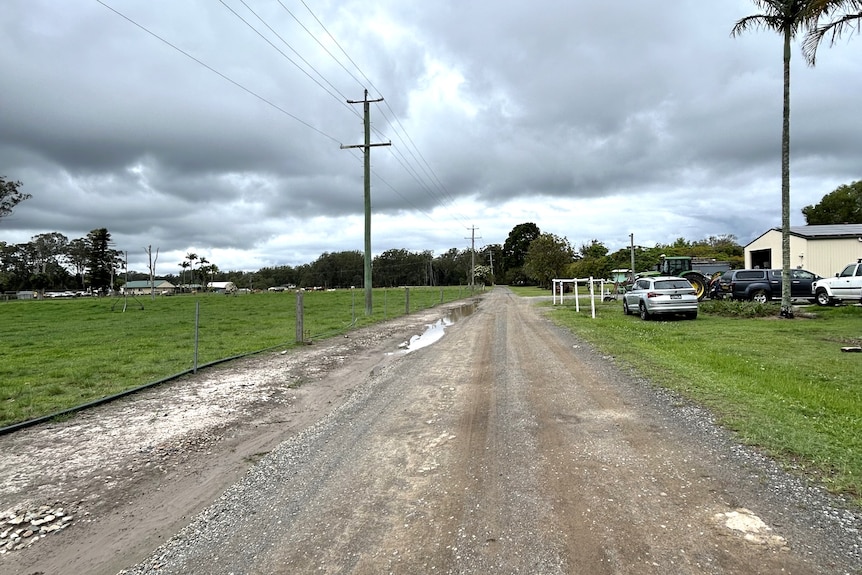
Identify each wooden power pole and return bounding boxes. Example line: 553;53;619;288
465;226;481;293
342;90;390;316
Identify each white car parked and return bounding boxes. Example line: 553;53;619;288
623;276;699;320
812;259;862;306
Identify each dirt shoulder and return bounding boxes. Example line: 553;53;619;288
0;300;475;575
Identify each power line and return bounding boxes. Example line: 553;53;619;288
95;0;343;145
228;0;471;231
224;0;361;120
295;1;468;224
99;0;479;249
276;0;369;90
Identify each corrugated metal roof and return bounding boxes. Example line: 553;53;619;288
780;224;862;238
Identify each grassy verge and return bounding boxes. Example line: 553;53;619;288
0;286;475;428
526;290;862;501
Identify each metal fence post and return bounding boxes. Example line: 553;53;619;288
405;287;410;314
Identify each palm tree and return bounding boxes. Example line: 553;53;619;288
198;257;210;288
802;0;862;63
179;261;190;291
732;1;813;319
185;252;198;288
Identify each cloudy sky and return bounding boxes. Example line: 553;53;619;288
1;1;859;274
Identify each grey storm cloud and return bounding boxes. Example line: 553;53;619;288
1;0;860;272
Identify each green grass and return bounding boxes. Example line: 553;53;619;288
0;286;474;428
536;293;862;501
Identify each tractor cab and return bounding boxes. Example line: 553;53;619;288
657;255;693;276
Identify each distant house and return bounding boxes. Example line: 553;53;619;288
121;280;176;296
745;224;862;278
208;281;237;294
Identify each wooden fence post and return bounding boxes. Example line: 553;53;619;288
295;290;304;343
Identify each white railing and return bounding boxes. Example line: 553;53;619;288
551;277;610;319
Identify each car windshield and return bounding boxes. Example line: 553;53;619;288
654;280;691;290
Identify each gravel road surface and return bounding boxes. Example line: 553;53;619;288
2;288;860;574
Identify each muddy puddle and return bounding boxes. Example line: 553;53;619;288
394;301;477;353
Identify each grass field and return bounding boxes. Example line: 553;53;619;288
0;286;478;429
4;284;861;503
511;287;862;502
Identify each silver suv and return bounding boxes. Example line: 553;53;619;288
812;259;862;306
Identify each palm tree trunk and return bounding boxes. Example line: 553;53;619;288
780;27;794;318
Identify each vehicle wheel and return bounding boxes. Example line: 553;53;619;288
685;311;698;320
686;274;707;300
751;290;769;304
815;289;833;306
639;302;651;321
623;300;630;315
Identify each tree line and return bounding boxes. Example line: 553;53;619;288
0;228;120;294
2;175;860;294
0;220;743;294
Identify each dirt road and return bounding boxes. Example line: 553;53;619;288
2;288;859;574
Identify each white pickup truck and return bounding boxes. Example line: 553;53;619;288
812;259;862;306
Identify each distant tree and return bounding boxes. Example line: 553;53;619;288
179;260;190;290
433;248;471;286
0;241;29;291
255;265;298;289
185;252;199;286
31;232;69;274
732;0;815;318
86;228;115;291
502;222;541;285
308;251;364;288
472;264;493;286
30;232;71;293
802;180;862;224
66;238;89;289
145;245;160;301
373;249;428;287
523;233;574;289
0;177;31;221
197;257;210;286
569;239;612;280
202;263;218;288
480;243;503;282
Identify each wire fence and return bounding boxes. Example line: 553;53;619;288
0;285;484;432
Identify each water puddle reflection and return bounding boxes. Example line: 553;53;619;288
393;301;478;354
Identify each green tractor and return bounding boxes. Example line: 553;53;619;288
647;255;727;301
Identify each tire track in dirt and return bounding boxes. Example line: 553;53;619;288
509;294;826;574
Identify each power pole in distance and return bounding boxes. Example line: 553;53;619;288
341;89;390;316
465;226;481;293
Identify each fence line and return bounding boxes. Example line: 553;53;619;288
0;286;482;433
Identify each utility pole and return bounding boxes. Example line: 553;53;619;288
342;89;390;316
465;226;481;292
487;249;494;282
629;233;636;276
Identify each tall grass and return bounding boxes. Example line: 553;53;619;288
538;293;862;500
0;286;475;427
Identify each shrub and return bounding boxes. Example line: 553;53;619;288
699;299;780;318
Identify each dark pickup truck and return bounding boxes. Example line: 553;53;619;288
717;268;820;303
